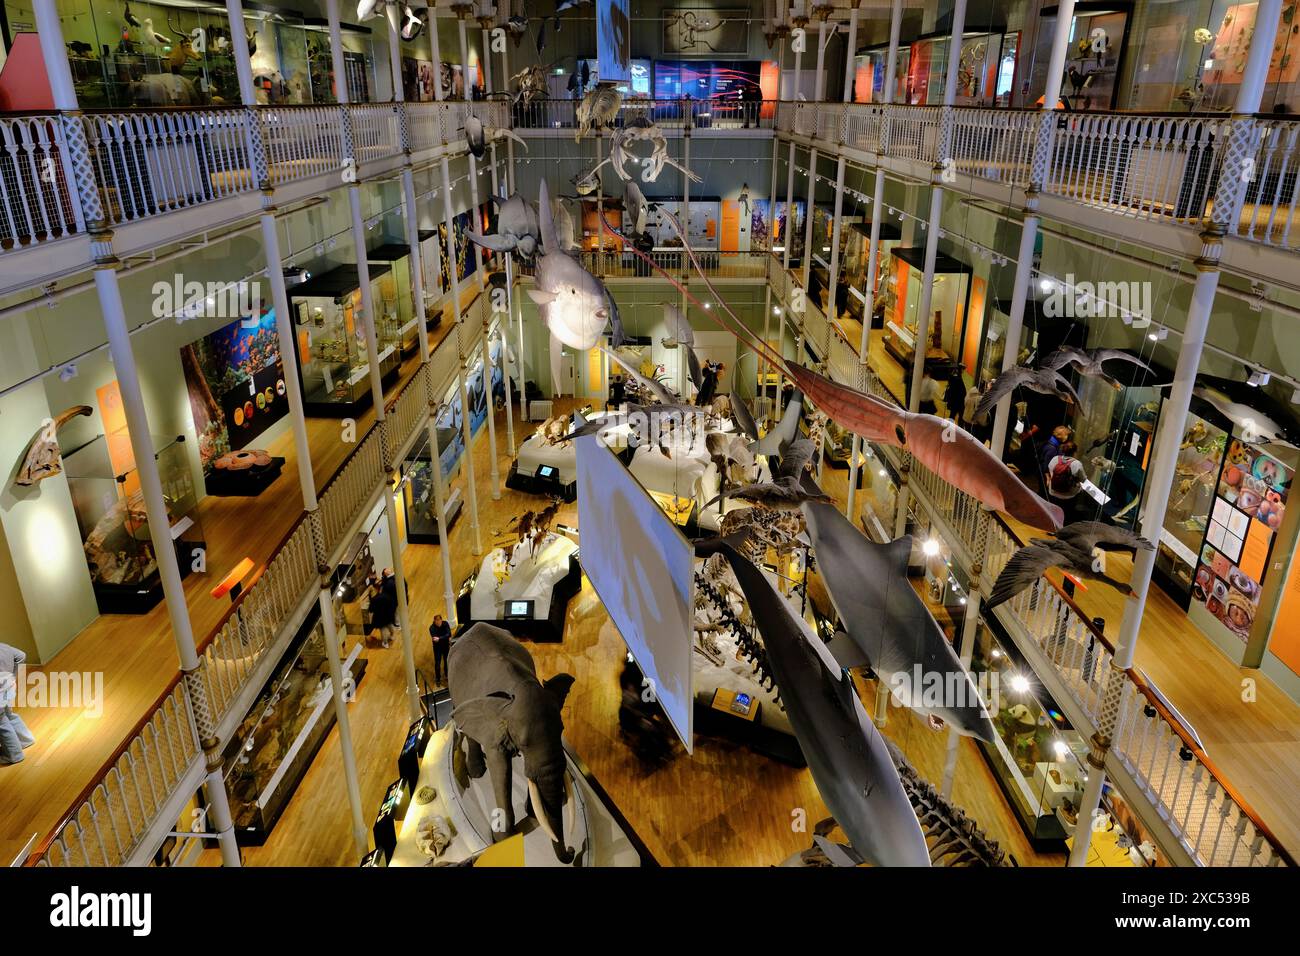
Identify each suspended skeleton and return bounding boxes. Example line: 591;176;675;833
586;118;703;184
575;85;623;142
718;506;805;565
510;64;547;104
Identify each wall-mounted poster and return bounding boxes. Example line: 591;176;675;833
181;309;287;474
663;8;749;56
598;0;632;84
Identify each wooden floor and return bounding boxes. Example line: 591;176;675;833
0;291;474;867
202;397;1063;867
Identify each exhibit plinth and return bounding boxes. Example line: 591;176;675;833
382;723;647;867
456;533;581;642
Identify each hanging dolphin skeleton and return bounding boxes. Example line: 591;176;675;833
467;193;542;259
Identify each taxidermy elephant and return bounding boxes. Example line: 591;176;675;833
449;623;576;862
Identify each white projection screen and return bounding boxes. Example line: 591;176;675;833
575;431;693;751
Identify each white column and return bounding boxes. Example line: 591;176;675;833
841;7;859;104
846;0;901;520
326;0;350;105
989;0;1074;459
316;585;368;855
458;16;472;102
442;159;484;554
431;10;445;100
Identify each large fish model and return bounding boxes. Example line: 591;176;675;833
468;193;541;258
784;363;1064;531
528;180;609;393
802;502;997;742
464;114;529;160
697;536;931;867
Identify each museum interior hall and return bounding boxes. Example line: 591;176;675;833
4;0;1300;879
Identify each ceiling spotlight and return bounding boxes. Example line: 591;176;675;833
1053;740;1070;759
922;538;941;557
773;306;782;315
1039;277;1054;293
1009;673;1031;694
1291;387;1300;404
703;302;712;310
1248;367;1270;387
58;363;77;382
878;468;887;477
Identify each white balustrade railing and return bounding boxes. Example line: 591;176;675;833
842;104;885;153
32;682;200;867
1043;112;1230;225
261;105;345;185
1235;117;1300;250
948;108;1038;187
405;101;446;151
0;115;80;247
884;105;942;163
84;108;256;224
350;102;402;162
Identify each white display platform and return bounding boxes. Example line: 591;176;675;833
469;533;577;622
515;432;579;486
389;723;641;867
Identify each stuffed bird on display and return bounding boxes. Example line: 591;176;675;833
975;364;1080;420
357;0;382;20
987;521;1154;608
124;2;141;28
1042;346;1154;391
142;18;170;45
703;439;831;512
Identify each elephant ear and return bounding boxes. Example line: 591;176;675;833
452;691;514;749
542;673;575;710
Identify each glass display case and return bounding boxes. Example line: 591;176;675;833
881;247;972;392
908;28;1021;107
1156;409;1227;604
288;262;400;416
220;610;367;845
367;243;419;357
853;44;910;103
968;618;1091;847
1031;3;1130;111
400;441;465;545
41;0;313;109
842;221;902;325
302;21;374;102
416;228;443;327
63;433;205;614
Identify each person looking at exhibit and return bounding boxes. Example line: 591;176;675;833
0;642;35;766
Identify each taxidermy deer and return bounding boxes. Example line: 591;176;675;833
166;13;201;71
15;406;93;486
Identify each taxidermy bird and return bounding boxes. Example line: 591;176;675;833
357;0;381;20
987;521;1154;608
142;18;170;45
246;27;258;56
975;364;1080;420
553;0;592;29
1066;66;1094;98
1041;346;1154;391
124;1;141;29
703;439;831;512
507;15;528;46
67;40;94;57
400;4;424;40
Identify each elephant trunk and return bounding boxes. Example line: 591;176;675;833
528;775;573;864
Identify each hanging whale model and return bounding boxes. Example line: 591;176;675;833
528;180;609;394
801;502;997;742
749;389;804;458
697;536;932;867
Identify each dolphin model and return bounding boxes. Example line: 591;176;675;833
1194;382;1299;449
468;193;541;258
801;502;997;743
697;536;931;867
528;180;609;394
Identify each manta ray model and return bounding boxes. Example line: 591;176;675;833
697;536;932;867
528;180;610;394
802;502;998;742
467;193;541;258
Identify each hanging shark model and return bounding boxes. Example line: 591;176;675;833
801;502;997;743
528;180;610;395
468;193;541;258
697;536;932;867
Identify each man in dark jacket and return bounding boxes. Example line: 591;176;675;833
369;573;398;648
429;614;452;684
